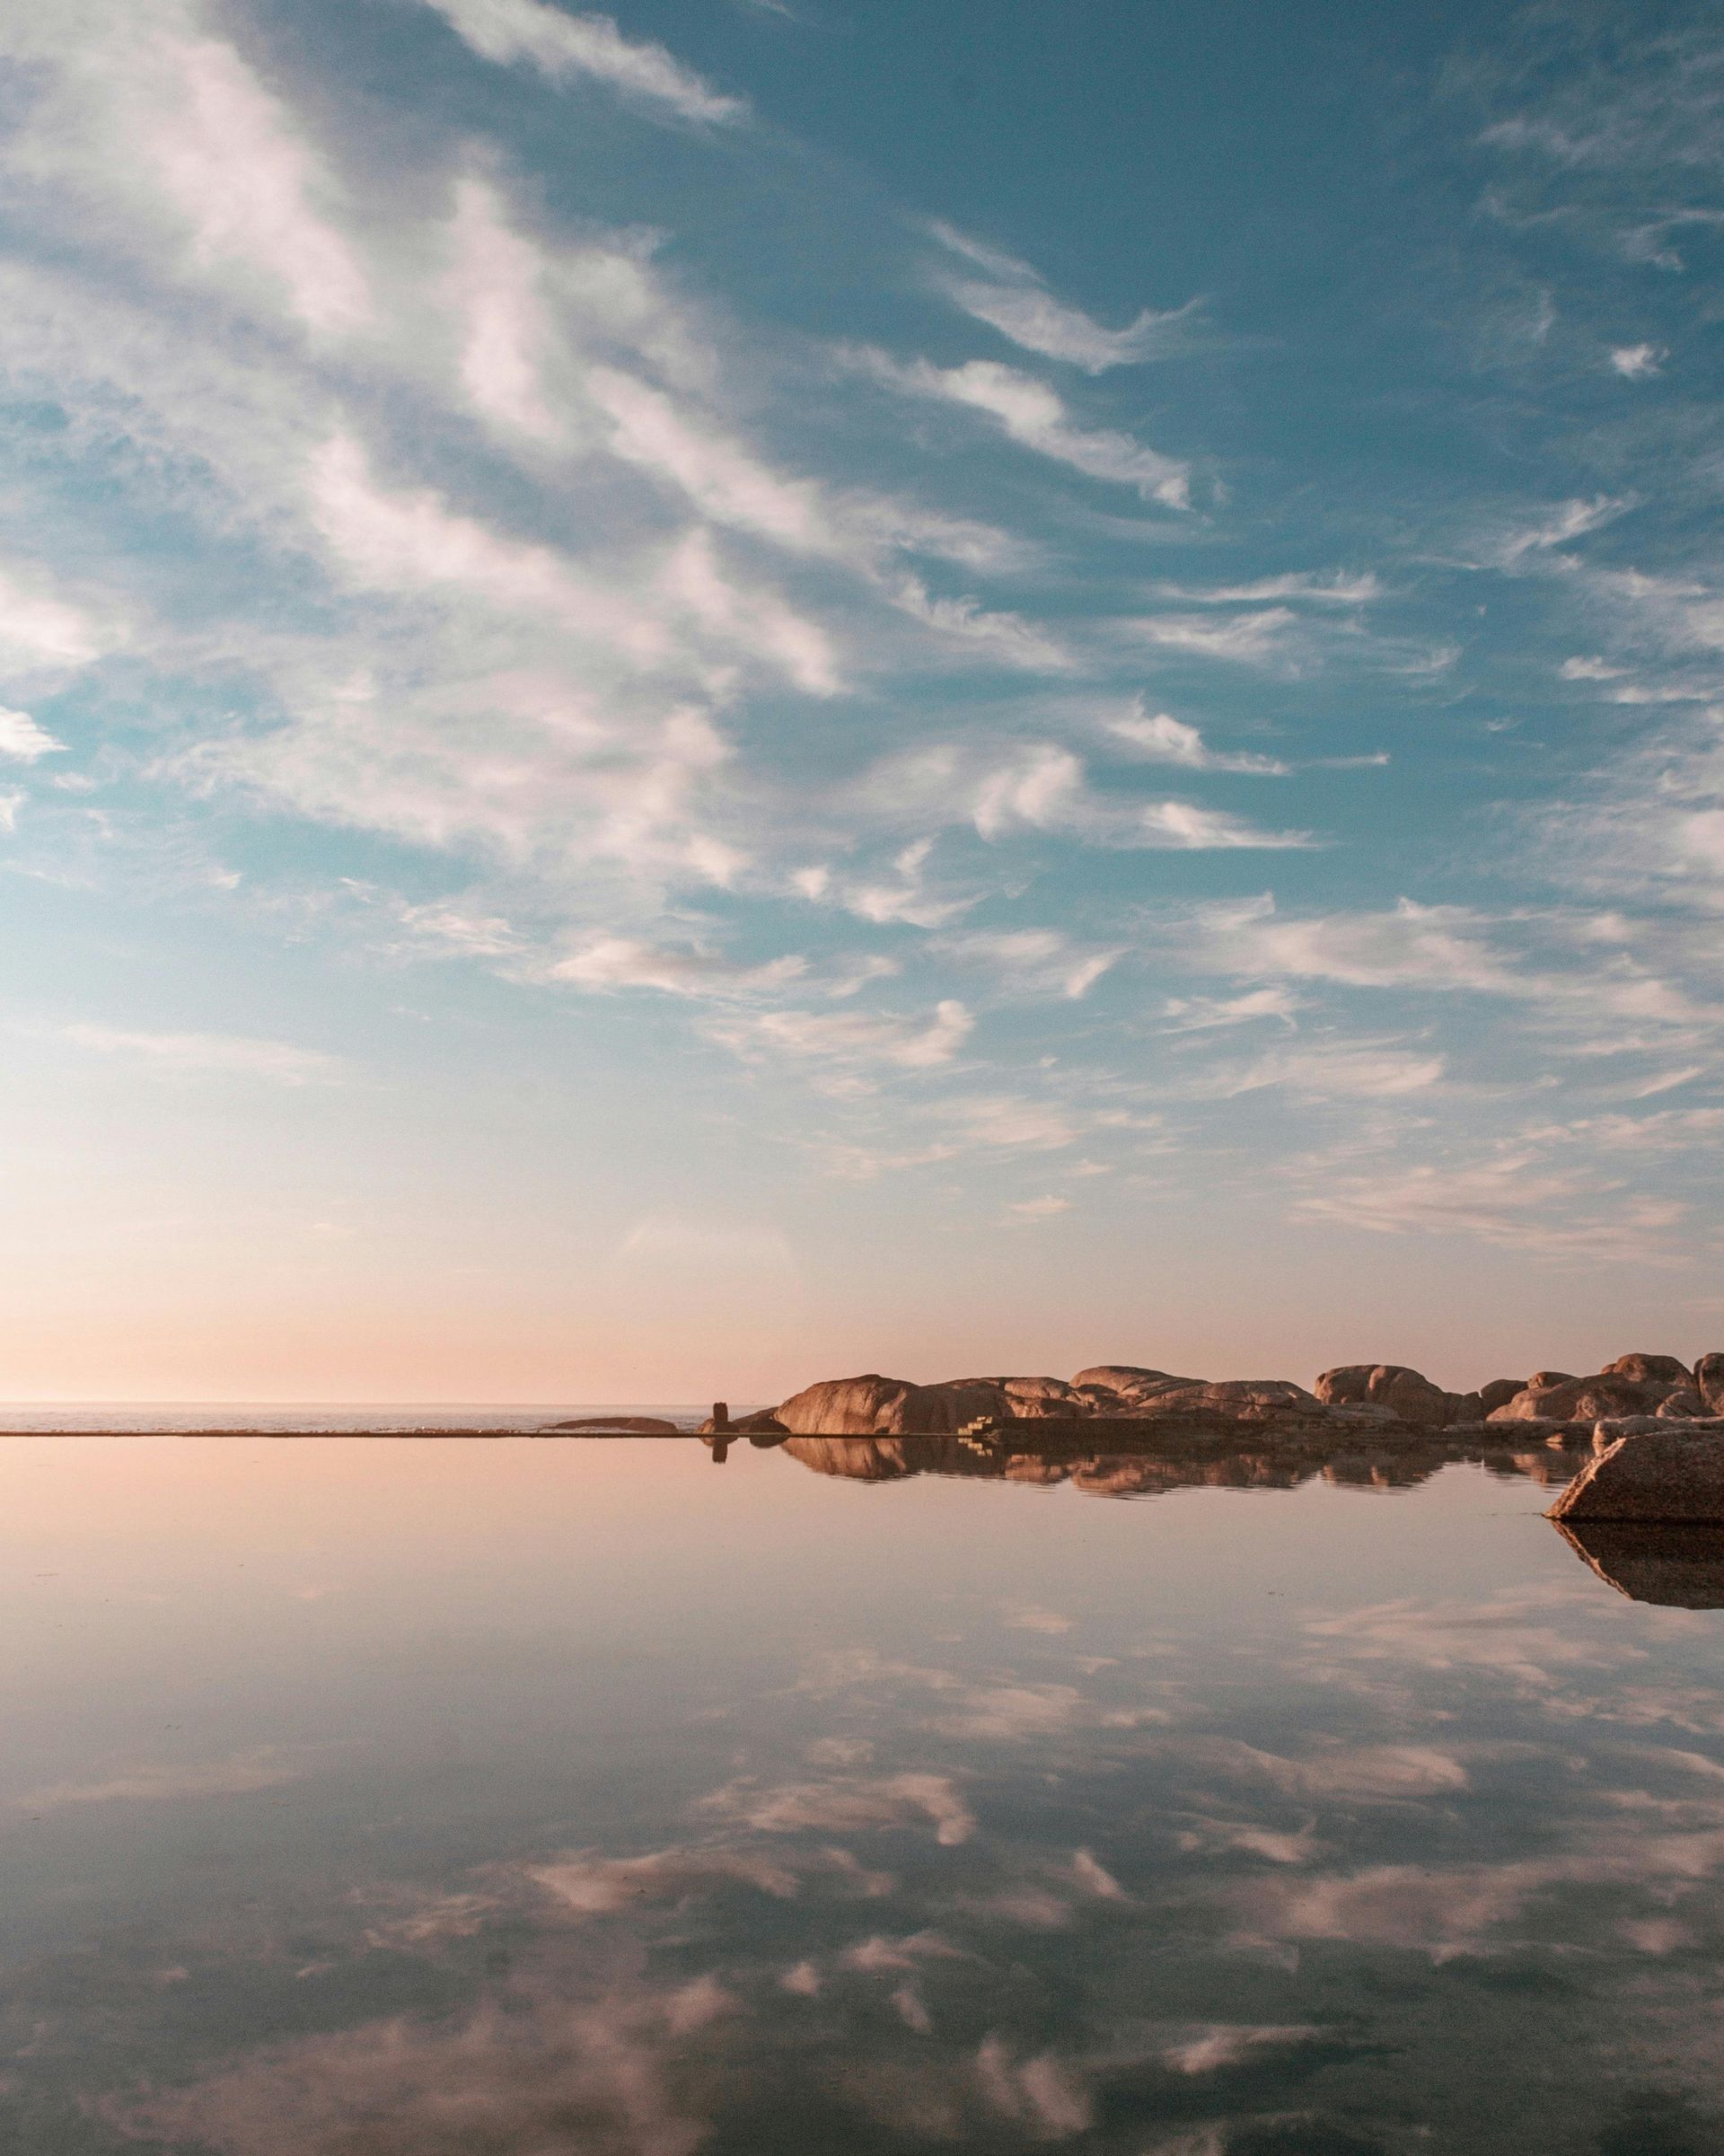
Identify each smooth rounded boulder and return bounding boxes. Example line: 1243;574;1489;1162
1601;1352;1691;1386
774;1375;917;1435
1695;1352;1724;1415
1315;1364;1456;1427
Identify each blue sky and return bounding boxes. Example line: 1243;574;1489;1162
1;0;1721;1398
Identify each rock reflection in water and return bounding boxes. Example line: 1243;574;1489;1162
734;1430;1595;1500
1556;1520;1724;1608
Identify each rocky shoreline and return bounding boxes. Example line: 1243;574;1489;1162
703;1351;1724;1521
706;1350;1724;1442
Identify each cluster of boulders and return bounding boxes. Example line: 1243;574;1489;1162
708;1351;1724;1443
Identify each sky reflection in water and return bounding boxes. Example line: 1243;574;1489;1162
4;1435;1724;2154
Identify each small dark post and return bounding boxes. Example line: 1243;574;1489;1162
712;1401;730;1431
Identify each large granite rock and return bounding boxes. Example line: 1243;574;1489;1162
1549;1426;1724;1523
1116;1377;1329;1422
1600;1351;1691;1386
993;1375;1086;1418
1695;1352;1724;1415
1477;1377;1526;1417
1315;1363;1465;1428
1070;1364;1195;1395
1490;1372;1680;1423
774;1375;916;1435
773;1374;1011;1435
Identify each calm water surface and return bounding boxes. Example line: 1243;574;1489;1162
3;1434;1723;2154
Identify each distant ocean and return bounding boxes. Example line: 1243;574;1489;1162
0;1404;708;1434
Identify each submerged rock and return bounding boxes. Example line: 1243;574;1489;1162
1549;1425;1724;1523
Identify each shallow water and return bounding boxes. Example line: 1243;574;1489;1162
4;1434;1724;2153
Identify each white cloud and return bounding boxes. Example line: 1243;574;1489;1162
1003;1193;1071;1223
1204;1039;1446;1100
0;8;374;337
1124;607;1297;664
1138;801;1314;849
1497;495;1627;564
143;32;371;333
1161;988;1302;1031
870;355;1191;507
1292;1150;1683;1254
447;176;562;439
59;1024;342;1084
1175;895;1517;991
706;999;974;1084
415;0;746;124
931;929;1122;1000
1150;572;1380;606
548;937;805;997
0;708;66;761
0;564;103;668
1107;701;1289;774
1610;342;1664;379
961;744;1313;850
928;222;1201;374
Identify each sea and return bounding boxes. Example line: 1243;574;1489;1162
3;1426;1721;2153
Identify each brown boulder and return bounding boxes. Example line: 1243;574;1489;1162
1478;1378;1526;1417
996;1376;1086;1418
1550;1426;1724;1523
774;1375;916;1435
1695;1353;1724;1415
1128;1377;1325;1421
1529;1370;1576;1389
1601;1352;1691;1386
1491;1374;1671;1424
1658;1391;1706;1420
1315;1364;1456;1427
900;1380;1014;1431
1070;1364;1192;1393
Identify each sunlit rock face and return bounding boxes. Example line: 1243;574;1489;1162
1315;1364;1464;1427
1600;1352;1693;1386
770;1355;1722;1441
774;1376;916;1435
1491;1357;1696;1425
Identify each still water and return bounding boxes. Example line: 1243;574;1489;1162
3;1433;1722;2153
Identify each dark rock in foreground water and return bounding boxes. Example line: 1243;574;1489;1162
1548;1424;1724;1523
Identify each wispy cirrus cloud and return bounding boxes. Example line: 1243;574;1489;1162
863;353;1192;507
927;219;1204;373
413;0;747;125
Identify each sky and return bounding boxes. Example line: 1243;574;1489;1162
1;0;1722;1401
